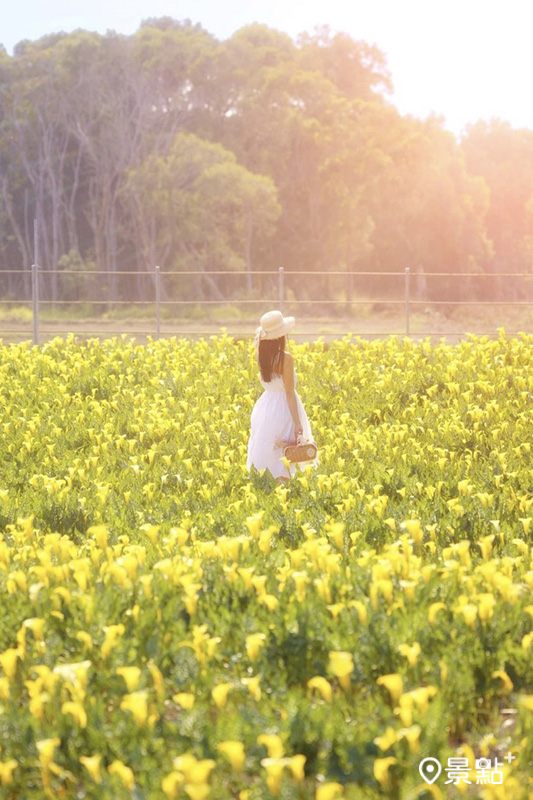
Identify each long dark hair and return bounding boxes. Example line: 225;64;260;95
258;336;285;382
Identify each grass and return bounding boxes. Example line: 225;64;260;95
1;297;533;344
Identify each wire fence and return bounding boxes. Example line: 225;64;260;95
1;265;533;344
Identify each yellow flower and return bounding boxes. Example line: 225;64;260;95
36;738;61;767
376;674;403;704
246;633;266;662
217;741;245;770
162;771;184;799
173;692;195;709
327;651;353;690
88;524;108;549
0;648;20;679
101;624;125;659
374;727;398;751
348;600;367;625
373;578;393;604
242;675;261;701
237;567;255;589
398;686;438;724
173;754;216;784
492;670;513;692
212;682;232;708
327;521;345;549
0;759;18;785
397;642;421;667
108;760;135;790
76;631;93;650
259;593;279;612
184;786;210;800
140;523;160;545
327;603;345;622
479;534;495;560
120;691;148;725
398;724;421;753
244;512;264;538
62;701;88;728
29;692;48;720
308;676;333;703
316;783;344;800
518;695;533;711
478;593;496;622
288;754;306;781
280;456;292;472
261;758;288;796
22;617;45;641
53;660;92;694
400;520;423;544
373;756;397;787
80;754;102;783
148;661;165;702
116;666;141;691
257;734;284;759
428;602;447;624
460;604;478;627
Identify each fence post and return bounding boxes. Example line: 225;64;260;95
405;266;410;336
279;267;284;312
155;265;161;339
32;262;39;346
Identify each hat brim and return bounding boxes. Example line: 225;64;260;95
261;316;295;340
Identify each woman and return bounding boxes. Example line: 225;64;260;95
246;310;317;482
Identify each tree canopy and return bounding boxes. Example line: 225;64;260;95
0;19;531;305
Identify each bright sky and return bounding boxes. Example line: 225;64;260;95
2;0;533;138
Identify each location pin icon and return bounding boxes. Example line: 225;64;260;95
419;757;442;785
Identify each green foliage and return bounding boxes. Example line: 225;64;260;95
462;119;533;289
0;17;517;311
123;132;280;277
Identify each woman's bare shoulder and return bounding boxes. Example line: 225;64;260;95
272;349;291;366
282;351;294;373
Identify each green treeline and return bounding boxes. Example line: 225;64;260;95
1;17;533;305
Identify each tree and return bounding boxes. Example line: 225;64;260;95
356;106;492;301
461;119;533;299
122;132;280;299
202;25;389;293
0;16;524;317
296;25;392;102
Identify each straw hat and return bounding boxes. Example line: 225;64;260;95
254;310;295;345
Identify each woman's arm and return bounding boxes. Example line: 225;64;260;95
282;352;303;438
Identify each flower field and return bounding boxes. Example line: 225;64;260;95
1;330;533;799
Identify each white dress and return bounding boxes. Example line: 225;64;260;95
246;366;318;480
